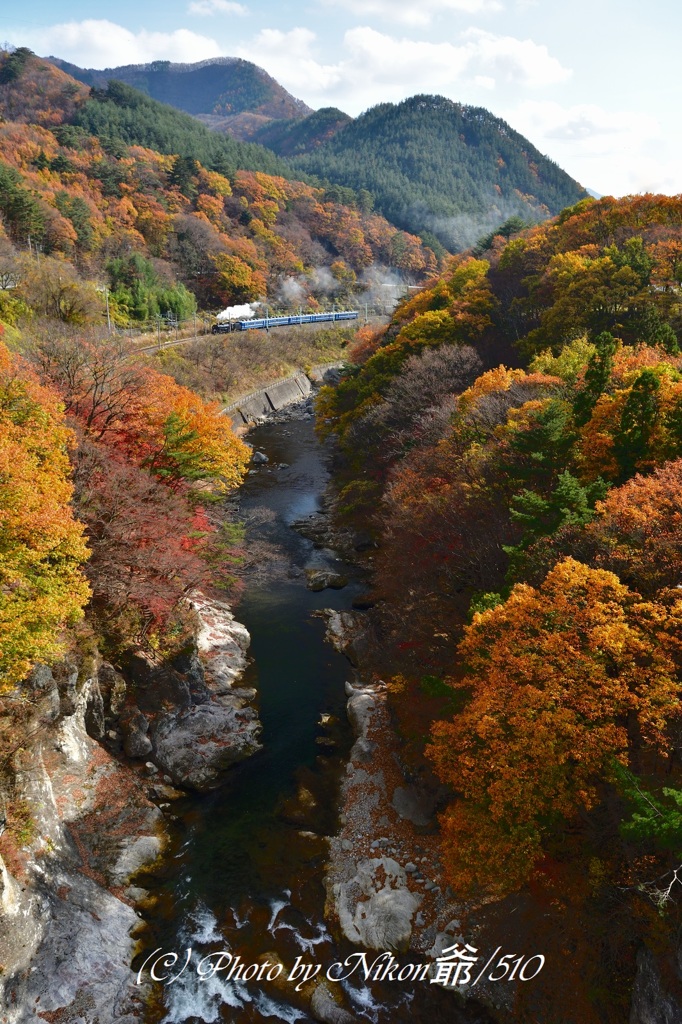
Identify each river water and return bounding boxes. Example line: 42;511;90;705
141;416;488;1024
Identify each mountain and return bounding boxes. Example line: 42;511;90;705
47;56;312;138
250;107;353;156
0;49;436;321
289;95;588;250
1;51;299;181
38;50;588;253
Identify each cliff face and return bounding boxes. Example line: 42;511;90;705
0;594;258;1022
0;660;164;1023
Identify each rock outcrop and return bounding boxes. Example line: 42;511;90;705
629;946;682;1024
153;701;261;790
0;663;164;1024
0;592;260;1020
122;592;262;791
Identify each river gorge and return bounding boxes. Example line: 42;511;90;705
136;410;488;1024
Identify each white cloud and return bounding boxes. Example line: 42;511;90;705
322;0;502;28
238;26;571;112
462;28;570;88
512;101;660;158
19;19;222;68
510;100;680;196
188;0;248;15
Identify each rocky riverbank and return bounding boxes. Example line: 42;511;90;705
0;659;164;1024
315;612;515;1020
0;593;260;1023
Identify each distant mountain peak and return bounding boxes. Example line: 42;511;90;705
46;55;312;121
289;93;588;250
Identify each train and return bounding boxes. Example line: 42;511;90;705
211;310;359;334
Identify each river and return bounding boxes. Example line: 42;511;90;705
140;415;489;1024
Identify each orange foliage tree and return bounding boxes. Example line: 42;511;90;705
585;459;682;595
30;333;250;493
427;558;682;898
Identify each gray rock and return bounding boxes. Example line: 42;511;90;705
111;835;162;886
349;736;376;763
56;666;80;717
121;707;152;760
153;704;262;790
252;451;269;464
306;569;349;592
124;730;153;759
391;785;436;827
28;664;60;722
310;982;358;1024
97;663;127;719
170;648;211;704
190;592;251;694
3;869;148;1023
86;663;125;737
335;858;421;952
629;947;682;1023
347;691;376;739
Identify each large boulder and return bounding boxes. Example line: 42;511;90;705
153;703;262;790
190;592;251;694
85;662;127;739
335;857;421;953
310;983;358;1024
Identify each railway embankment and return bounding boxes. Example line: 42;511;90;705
223;362;343;427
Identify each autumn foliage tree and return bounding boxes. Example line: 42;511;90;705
427;558;682;898
28;331;250;491
24;330;250;648
0;341;89;688
584;459;682;596
71;434;226;645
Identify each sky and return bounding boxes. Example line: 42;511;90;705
3;1;681;197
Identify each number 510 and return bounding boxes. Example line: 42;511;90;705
489;954;545;982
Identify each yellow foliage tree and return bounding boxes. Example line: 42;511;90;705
0;343;90;689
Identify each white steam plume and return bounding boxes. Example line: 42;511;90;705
216;302;261;321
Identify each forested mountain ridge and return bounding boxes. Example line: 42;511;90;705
0;49;297;181
251;107;353;156
40;51;588;252
290;95;588;249
48;55;311;123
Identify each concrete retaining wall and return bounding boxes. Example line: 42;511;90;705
224;372;312;425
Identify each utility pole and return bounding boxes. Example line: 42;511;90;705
105;287;111;333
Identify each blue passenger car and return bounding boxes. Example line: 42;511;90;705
212;311;359;334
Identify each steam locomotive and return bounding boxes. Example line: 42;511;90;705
211;310;359;334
